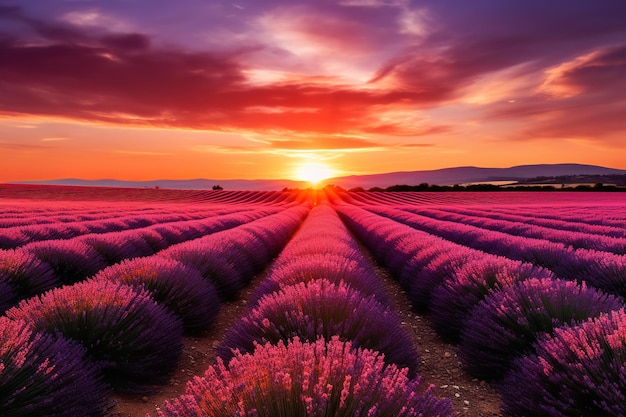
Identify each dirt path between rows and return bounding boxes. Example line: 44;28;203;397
110;236;503;417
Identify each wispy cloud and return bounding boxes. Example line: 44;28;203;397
41;137;69;141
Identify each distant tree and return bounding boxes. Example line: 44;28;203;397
212;185;223;191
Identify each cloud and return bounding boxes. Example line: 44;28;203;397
0;141;50;150
485;44;626;142
1;3;626;152
0;8;450;140
41;137;69;141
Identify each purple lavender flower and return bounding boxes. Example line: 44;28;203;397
6;279;184;391
430;257;555;342
0;248;58;302
502;309;626;416
0;317;110;416
162;243;245;300
217;279;418;374
93;256;221;334
155;336;452;417
459;278;624;380
23;239;107;284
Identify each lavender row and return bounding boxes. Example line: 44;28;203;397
420;205;626;238
1;206;308;416
0;206;253;249
367;206;626;298
461;204;626;229
0;208;280;313
218;205;418;372
157;205;452;417
335;204;626;415
401;206;626;254
0;203;220;228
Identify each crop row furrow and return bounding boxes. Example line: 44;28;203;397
0;205;308;416
335;203;626;416
0;206;258;248
366;205;626;299
400;206;626;254
414;205;626;238
0;207;282;312
155;205;453;417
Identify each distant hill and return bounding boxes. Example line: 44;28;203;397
7;164;626;191
325;164;626;190
8;178;308;191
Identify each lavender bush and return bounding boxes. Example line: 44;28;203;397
162;244;245;300
0;248;59;298
23;240;107;284
79;232;154;265
0;317;110;416
502;309;626;416
93;256;220;334
249;254;390;306
6;280;184;391
459;278;624;380
429;257;555;342
408;248;481;311
217;279;418;374
156;337;452;417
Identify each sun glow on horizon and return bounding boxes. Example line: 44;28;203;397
294;161;337;185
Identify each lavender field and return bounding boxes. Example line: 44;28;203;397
1;184;625;417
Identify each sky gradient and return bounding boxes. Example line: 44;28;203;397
1;0;626;182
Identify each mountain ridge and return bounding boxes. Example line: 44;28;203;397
7;163;626;191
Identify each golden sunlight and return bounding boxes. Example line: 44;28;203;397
294;161;336;185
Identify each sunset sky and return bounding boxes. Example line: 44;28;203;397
1;0;626;182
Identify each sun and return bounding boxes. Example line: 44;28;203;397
294;161;336;185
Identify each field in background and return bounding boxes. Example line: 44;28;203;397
1;184;625;417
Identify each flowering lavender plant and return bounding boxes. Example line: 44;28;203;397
429;257;554;342
79;231;154;265
155;336;452;417
6;279;184;391
502;309;626;416
249;254;390;307
218;279;418;374
0;317;110;416
93;256;220;334
459;278;624;380
162;244;245;300
23;239;107;284
0;248;58;300
408;248;481;311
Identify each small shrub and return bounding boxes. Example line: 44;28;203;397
93;256;221;334
155;336;452;417
459;278;624;380
0;248;59;298
162;245;245;300
408;248;481;311
573;249;626;298
217;279;418;374
0;317;110;416
250;254;390;306
502;309;626;417
6;280;184;391
79;232;154;265
397;243;449;291
429;257;554;342
23;240;107;284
